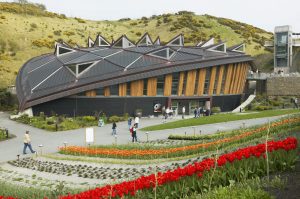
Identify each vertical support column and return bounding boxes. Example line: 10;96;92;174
177;72;185;96
233;63;242;94
119;83;127;96
239;63;249;93
229;64;237;94
184;70;197;96
147;77;157;96
196;68;206;96
216;65;224;95
104;87;110;96
164;74;173;96
224;64;233;94
131;80;143;96
208;66;217;95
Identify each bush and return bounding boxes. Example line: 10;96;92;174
82;116;96;122
135;32;142;36
108;115;122;123
254;105;272;111
30;23;37;29
32;38;54;48
74;17;86;23
53;30;61;36
211;107;221;113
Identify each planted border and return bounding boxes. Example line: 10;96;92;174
59;117;300;159
59;137;298;199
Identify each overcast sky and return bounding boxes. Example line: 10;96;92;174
2;0;300;32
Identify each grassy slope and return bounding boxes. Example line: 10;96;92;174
141;109;300;131
0;3;273;88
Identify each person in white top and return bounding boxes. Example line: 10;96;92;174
23;131;35;154
182;106;185;119
134;116;140;128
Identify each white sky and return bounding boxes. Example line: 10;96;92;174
2;0;300;32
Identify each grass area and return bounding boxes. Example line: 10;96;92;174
0;181;81;199
0;2;273;89
141;109;300;131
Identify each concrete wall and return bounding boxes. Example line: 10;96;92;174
266;76;300;96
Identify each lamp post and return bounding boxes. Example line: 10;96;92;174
38;144;43;156
192;126;196;137
63;141;68;149
114;134;117;145
146;132;149;142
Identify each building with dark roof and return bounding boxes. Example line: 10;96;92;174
16;33;253;116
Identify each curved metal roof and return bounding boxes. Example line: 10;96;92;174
16;34;253;110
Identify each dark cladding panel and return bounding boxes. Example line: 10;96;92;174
106;51;142;67
212;95;242;112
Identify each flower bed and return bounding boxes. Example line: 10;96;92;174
59;117;300;159
59;137;298;199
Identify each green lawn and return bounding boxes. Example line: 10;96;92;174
141;109;300;131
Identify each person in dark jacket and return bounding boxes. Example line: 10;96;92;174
132;123;138;142
112;122;117;135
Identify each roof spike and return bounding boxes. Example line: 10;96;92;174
136;32;153;46
153;36;161;45
207;42;227;53
54;42;76;56
112;35;135;48
199;37;214;47
87;37;94;48
228;43;246;53
166;34;184;47
94;34;111;47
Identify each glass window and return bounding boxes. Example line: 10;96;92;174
171;72;179;95
157;75;165;96
78;63;92;74
110;85;119;96
143;79;148;96
213;67;220;94
67;64;76;74
126;82;130;96
203;68;211;95
96;87;104;96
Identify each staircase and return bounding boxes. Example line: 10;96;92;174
232;95;256;113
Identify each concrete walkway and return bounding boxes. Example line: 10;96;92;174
0;112;284;162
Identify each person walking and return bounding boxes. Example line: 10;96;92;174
134;116;139;128
112;122;117;135
23;131;35;155
182;106;185;119
132;124;138;142
194;107;197;118
294;97;299;109
127;118;132;130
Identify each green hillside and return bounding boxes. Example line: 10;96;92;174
0;2;273;89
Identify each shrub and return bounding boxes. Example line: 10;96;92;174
255;105;272;111
135;32;142;36
75;17;86;23
211;107;221;113
32;38;54;48
130;22;137;26
63;31;75;37
82;116;96;122
53;30;61;36
118;18;131;22
30;23;37;29
108;115;122;123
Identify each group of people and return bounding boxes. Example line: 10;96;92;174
193;107;210;118
111;116;140;142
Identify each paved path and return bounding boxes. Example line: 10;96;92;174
0;112;284;162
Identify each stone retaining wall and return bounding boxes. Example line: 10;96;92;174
266;77;300;96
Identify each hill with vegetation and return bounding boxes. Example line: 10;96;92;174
0;2;273;89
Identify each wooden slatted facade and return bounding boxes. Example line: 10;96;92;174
208;66;217;95
131;80;144;96
147;77;157;96
216;65;225;95
164;74;173;96
86;62;249;98
184;70;197;96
